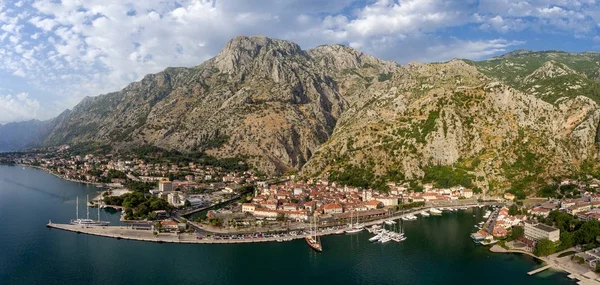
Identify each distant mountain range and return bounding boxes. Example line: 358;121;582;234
3;36;600;194
0;110;70;152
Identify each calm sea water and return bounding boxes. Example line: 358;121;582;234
0;165;575;285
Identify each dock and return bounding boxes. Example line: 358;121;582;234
46;202;501;245
47;221;330;244
527;265;552;275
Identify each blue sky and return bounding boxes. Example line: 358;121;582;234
0;0;599;124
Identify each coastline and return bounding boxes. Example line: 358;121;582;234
18;164;106;188
489;244;542;261
489;245;600;284
48;204;492;244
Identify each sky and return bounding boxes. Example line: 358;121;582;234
0;0;599;124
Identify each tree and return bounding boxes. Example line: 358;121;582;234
558;232;574;251
184;200;191;208
209;217;223;227
534;238;556;257
511;226;524;240
508;204;520;216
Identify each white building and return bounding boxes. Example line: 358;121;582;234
159;180;173;192
524;221;560;242
167;192;184;207
377;196;399;207
242;203;256;213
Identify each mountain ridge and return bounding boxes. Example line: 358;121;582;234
3;36;600;195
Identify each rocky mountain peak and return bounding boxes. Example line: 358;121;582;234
523;60;580;83
308;44;396;72
213;35;307;74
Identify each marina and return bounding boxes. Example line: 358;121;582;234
48;203;493;246
0;166;577;284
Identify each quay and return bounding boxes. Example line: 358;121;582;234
47;221;332;244
47;203;499;244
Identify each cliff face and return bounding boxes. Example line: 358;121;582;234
24;36;600;193
302;59;600;192
44;36;393;173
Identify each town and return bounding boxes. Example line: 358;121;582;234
6;146;600;282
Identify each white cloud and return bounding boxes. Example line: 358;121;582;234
0;0;594;123
0;92;41;123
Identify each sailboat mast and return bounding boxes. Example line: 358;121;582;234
97;202;100;222
76;197;79;220
314;215;317;240
86;195;90;220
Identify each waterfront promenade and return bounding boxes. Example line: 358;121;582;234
47;204;495;244
48;222;321;244
490;245;600;285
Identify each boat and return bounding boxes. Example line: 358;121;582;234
367;224;382;233
483;210;491;219
379;235;391;243
70;196;110;226
402;214;417;221
345;211;364;234
346;227;363;234
429;208;442;215
369;232;383;242
305;215;322;252
384;220;396;225
391;235;407;242
334;229;345;235
480;239;498;246
420;211;430;217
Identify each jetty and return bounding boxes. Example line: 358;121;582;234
47;220;338;244
527;265;552;275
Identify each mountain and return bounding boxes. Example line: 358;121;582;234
44;36;395;173
6;36;600;195
0;110;70;152
302;59;600;195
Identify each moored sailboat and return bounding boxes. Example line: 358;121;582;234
305;215;322;252
70;196;110;226
345;211;364;234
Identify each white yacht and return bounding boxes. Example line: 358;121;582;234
420;211;430;217
70;196;110;226
483;210;491;219
345;211;364;234
384;220;396;225
369;232;383;242
379;235;391;243
429;208;442;215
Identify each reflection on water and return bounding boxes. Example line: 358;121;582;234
0;165;576;285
